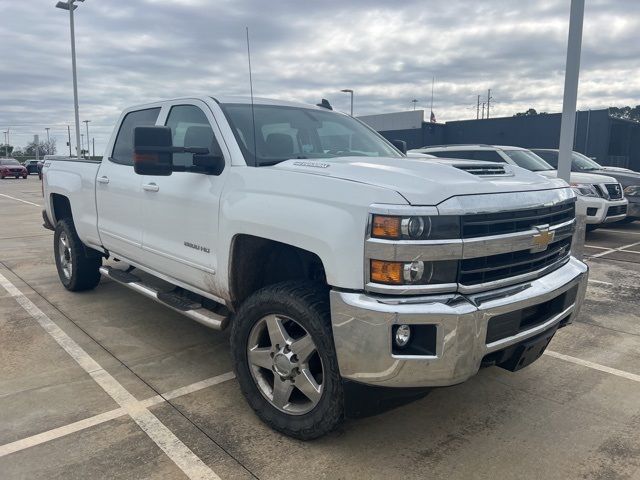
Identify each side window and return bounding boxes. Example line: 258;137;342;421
166;105;223;168
111;108;161;165
471;150;506;162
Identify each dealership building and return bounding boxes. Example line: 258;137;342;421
359;109;640;171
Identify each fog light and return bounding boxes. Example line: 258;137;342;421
394;324;411;347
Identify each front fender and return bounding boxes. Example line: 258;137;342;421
218;168;406;290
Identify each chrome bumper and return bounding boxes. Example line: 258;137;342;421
330;257;588;388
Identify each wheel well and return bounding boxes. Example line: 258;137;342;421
229;235;327;308
51;194;72;223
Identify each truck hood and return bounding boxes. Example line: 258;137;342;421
537;170;617;184
272;157;567;206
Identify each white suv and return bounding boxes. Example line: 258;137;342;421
411;145;628;229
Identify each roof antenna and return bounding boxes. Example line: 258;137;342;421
246;26;258;166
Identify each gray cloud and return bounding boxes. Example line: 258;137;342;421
1;0;639;154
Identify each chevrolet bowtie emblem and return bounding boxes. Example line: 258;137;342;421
531;225;555;253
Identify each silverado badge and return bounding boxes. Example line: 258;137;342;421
531;225;555;253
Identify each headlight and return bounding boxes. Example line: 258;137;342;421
624;185;640;197
570;183;600;197
371;215;460;240
370;259;458;285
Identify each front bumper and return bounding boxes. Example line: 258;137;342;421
580;197;627;224
330;257;588;388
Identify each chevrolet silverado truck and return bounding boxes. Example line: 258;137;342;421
42;96;588;439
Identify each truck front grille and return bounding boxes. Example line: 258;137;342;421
605;183;623;200
461;200;575;238
460;236;572;286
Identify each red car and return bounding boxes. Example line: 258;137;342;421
0;158;28;179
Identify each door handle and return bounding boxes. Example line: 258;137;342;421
97;176;109;184
143;183;159;192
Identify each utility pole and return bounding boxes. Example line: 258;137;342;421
67;125;72;156
430;76;435;118
92;137;95;158
557;0;585;182
56;0;85;160
481;102;486;119
487;89;492;118
3;131;7;157
83;120;90;158
477;95;480;119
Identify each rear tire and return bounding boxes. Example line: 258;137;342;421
54;218;102;291
231;281;344;440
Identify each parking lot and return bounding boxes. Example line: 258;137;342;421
1;176;640;480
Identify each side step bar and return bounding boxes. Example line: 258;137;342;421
99;266;229;330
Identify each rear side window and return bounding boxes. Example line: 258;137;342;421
111;108;161;165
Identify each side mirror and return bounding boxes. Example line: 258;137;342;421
134;126;173;176
391;139;407;154
193;153;225;176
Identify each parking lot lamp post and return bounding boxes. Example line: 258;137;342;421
56;0;85;160
341;89;354;116
83;120;90;158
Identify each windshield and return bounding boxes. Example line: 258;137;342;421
502;150;555;171
571;151;602;171
0;159;19;165
219;103;402;166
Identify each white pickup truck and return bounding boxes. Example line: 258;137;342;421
42;96;588;439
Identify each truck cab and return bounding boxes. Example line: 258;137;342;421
42;97;588;439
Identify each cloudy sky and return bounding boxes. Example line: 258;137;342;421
1;0;639;154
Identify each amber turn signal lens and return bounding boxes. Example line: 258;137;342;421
372;215;401;239
370;260;403;285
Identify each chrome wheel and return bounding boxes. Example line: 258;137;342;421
58;232;72;280
247;314;324;415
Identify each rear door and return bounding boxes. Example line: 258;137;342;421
140;100;229;296
96;107;161;261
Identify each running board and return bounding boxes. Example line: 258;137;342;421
99;266;228;330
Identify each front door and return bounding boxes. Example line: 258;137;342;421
140;101;228;297
96;107;161;261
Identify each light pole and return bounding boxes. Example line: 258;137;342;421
3;131;7;157
83;120;90;158
340;89;354;116
45;127;50;155
411;99;418;111
81;133;85;156
56;0;85;160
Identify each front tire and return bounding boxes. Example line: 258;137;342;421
54;218;102;291
231;281;344;440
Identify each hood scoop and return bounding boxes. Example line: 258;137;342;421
454;164;512;177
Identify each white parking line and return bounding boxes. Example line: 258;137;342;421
0;271;220;480
588;279;614;286
599;229;640;236
545;350;640;383
590;240;640;258
0;193;41;207
0;371;235;458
